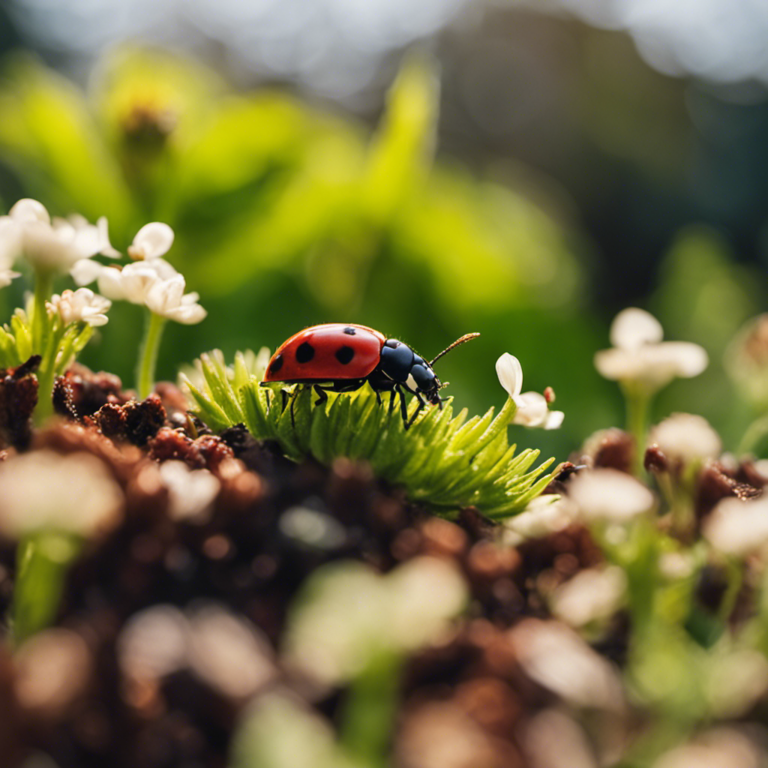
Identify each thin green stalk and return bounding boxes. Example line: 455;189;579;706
738;414;768;457
33;324;66;426
31;269;54;353
624;384;651;477
12;531;80;647
339;651;402;768
136;310;166;399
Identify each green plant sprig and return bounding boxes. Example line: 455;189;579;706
183;350;556;519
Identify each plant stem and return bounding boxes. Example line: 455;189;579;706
339;652;402;768
624;384;651;476
33;325;66;426
738;414;768;457
11;531;80;647
136;310;166;399
31;268;53;353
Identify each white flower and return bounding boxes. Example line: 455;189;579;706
159;460;220;524
0;199;117;273
568;468;655;522
0;450;123;539
496;353;564;429
73;223;175;287
70;219;206;326
551;566;627;627
648;413;722;466
145;273;207;325
127;222;175;261
703;496;768;557
50;288;111;327
502;494;579;546
97;258;177;302
594;308;708;393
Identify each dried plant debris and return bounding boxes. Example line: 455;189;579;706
0;356;40;450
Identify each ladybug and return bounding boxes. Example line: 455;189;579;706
262;324;479;428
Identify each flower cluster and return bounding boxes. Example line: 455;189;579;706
0;197;208;413
74;222;205;325
0;198;117;278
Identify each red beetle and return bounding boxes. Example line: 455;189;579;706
262;323;479;428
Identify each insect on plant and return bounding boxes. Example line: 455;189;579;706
261;324;480;428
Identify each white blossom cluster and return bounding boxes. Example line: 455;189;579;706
73;222;206;325
0;199;206;327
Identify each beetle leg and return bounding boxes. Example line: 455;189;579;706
397;385;410;428
313;384;329;407
389;389;397;416
374;388;382;406
281;388;289;411
406;390;427;430
312;380;366;407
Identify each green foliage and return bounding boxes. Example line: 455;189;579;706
0;309;33;368
0;48;583;444
184;350;555;518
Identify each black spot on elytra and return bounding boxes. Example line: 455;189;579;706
269;354;284;374
296;342;315;364
343;327;357;335
335;345;355;365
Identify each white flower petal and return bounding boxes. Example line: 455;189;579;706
656;341;709;378
569;468;655;522
703;496;768;557
71;258;105;286
594;342;708;390
129;222;175;260
513;391;550;426
9;198;50;225
648;413;721;465
543;409;565;430
503;495;579;545
0;217;22;263
551;566;626;627
117;262;168;304
496;353;523;398
0;268;20;288
97;266;130;301
162;303;208;325
610;307;663;349
146;274;185;314
50;288;112;327
96;217;121;258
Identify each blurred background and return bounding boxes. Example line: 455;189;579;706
0;0;766;459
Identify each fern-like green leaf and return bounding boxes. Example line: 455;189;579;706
183;350;557;519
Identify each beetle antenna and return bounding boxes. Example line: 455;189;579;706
429;333;480;367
